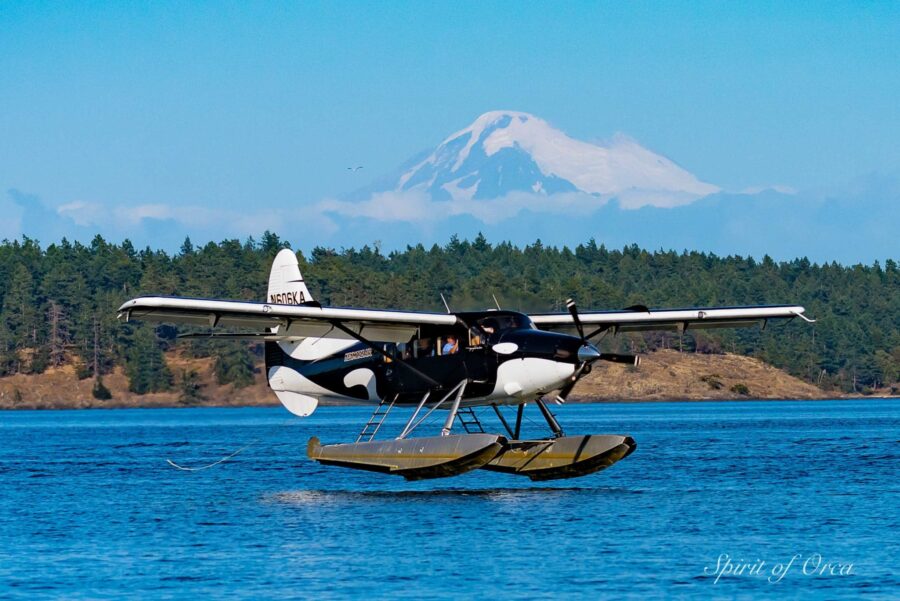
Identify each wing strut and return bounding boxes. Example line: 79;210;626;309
585;325;611;340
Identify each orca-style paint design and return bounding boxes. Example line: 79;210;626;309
117;248;811;480
263;310;584;407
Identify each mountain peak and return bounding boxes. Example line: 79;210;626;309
381;111;719;208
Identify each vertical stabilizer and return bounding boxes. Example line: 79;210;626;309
267;249;313;305
266;249;319;416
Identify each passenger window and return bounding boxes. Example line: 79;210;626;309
441;336;460;355
414;338;434;358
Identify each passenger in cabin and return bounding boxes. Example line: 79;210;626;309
416;338;434;357
442;335;459;355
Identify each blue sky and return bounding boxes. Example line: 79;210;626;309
1;2;898;259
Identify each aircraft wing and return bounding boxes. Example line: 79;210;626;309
529;304;812;335
117;296;457;342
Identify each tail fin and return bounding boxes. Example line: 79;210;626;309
267;248;312;305
266;249;318;417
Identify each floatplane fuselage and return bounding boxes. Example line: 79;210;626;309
118;249;812;481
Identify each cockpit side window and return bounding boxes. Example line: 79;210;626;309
479;317;499;334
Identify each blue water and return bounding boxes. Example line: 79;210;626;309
1;400;898;599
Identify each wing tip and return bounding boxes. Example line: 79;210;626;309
792;307;816;323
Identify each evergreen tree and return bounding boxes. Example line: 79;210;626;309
178;369;205;405
214;343;256;388
0;234;895;394
92;376;112;400
2;264;37;354
125;327;173;394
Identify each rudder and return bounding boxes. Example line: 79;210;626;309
266;248;319;417
267;248;313;305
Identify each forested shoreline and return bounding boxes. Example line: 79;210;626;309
0;232;897;402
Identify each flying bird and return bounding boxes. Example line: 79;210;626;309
347;166;364;171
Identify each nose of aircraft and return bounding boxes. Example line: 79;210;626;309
577;343;601;363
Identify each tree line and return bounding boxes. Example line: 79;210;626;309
0;232;897;398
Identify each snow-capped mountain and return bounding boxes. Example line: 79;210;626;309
369;111;719;208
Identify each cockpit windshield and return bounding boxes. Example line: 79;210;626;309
476;313;534;333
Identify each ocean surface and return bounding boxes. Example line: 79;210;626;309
1;400;897;600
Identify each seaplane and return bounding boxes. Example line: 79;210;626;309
117;249;813;481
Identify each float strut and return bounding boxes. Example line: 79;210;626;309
397;391;430;440
536;399;565;438
491;404;515;438
513;403;525;440
441;380;468;436
399;380;466;440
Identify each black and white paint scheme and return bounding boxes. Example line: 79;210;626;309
118;249;813;481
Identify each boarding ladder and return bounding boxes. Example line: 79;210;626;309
455;406;485;434
356;394;398;442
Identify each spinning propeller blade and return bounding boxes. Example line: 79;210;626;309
566;298;585;342
555;369;581;403
556;298;604;403
558;297;643;403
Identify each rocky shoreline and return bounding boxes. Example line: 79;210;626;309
0;349;889;411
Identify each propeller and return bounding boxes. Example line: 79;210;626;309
566;297;601;361
557;298;601;403
555;369;582;404
556;298;642;403
566;298;585;342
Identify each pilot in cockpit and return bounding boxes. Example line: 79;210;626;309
480;318;498;337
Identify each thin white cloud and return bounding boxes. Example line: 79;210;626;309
317;191;439;223
57;201;105;226
454;192;609;223
56;200;340;241
317;190;613;225
51;183;719;245
315;187;713;225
